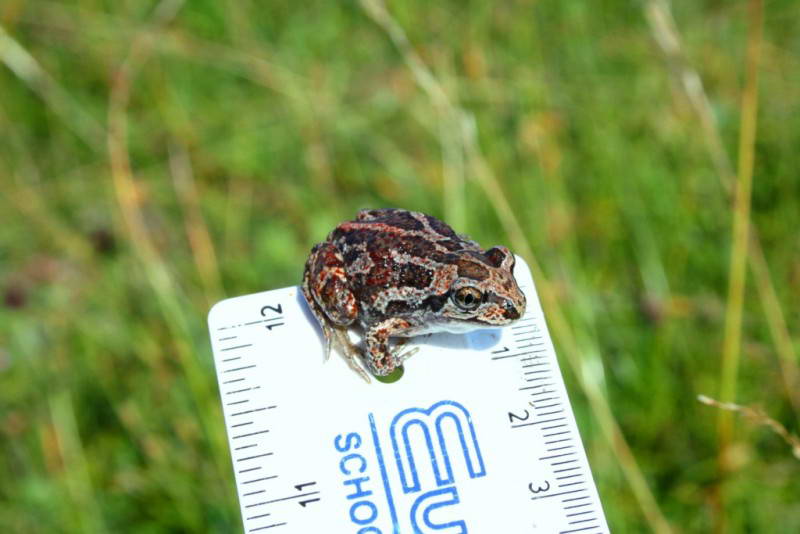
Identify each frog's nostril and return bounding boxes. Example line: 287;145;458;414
504;300;520;320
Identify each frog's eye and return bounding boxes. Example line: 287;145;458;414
453;287;483;311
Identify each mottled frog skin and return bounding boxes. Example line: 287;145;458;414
302;208;526;380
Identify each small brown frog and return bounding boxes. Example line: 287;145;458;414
302;208;526;380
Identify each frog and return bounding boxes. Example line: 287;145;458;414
301;208;527;381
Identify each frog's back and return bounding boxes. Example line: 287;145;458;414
330;208;479;252
327;209;481;321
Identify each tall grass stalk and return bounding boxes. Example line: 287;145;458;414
717;0;764;531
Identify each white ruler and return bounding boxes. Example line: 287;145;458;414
207;257;609;533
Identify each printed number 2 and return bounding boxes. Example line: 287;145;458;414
260;304;283;316
260;304;284;331
508;410;530;423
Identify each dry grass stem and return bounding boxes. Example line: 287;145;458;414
747;239;800;415
717;0;763;452
48;391;109;533
169;142;224;306
698;395;800;461
644;0;735;183
0;24;105;146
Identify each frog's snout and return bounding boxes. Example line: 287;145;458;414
503;298;522;321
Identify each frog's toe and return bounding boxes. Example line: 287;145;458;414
350;360;371;383
316;323;334;361
391;343;419;365
331;328;371;383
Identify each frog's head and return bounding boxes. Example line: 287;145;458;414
437;246;527;331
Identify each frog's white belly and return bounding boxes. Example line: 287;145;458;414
399;320;485;336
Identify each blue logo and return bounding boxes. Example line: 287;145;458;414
390;401;486;495
334;400;486;533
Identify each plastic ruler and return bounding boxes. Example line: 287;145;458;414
207;257;609;533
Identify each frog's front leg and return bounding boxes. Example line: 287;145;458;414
364;318;421;376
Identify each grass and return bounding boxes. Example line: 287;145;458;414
716;1;763;530
1;0;799;531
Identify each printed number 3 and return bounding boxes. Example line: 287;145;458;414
529;480;550;494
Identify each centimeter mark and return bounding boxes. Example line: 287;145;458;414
248;522;287;532
222;344;253;352
218;316;284;332
246;491;321;509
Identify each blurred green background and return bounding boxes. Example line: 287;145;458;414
1;0;799;532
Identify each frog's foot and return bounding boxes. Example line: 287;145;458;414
391;342;419;365
364;318;417;377
331;327;371;383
